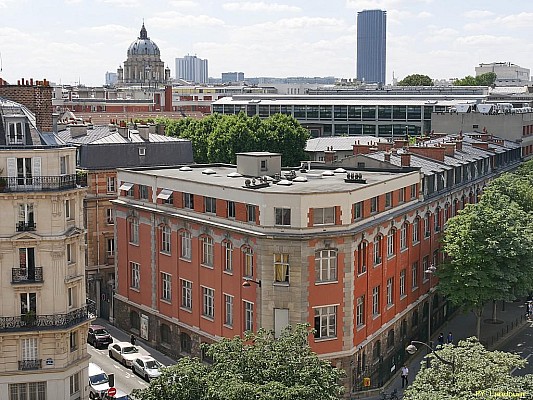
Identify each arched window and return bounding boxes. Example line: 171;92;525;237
242;246;254;278
373;340;381;361
222;241;233;272
130;310;140;330
423;213;431;238
387;229;396;257
357;241;368;274
434;208;441;232
201;235;214;267
387;329;395;349
179;230;192;260
180;332;192;354
400;223;408;250
412;217;420;243
160;323;171;344
373;235;383;265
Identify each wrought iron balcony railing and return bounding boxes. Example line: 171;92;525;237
16;221;36;231
1;175;78;192
12;267;43;284
0;306;92;332
18;359;42;370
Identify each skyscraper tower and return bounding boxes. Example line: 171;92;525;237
356;9;386;85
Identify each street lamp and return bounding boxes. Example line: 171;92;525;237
425;264;437;346
242;278;261;288
406;340;455;382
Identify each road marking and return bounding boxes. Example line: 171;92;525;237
511;353;532;374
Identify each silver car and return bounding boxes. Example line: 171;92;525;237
108;342;139;367
132;355;163;381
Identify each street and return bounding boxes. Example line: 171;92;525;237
500;320;533;376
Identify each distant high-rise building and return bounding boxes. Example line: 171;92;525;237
356;9;386;85
176;55;208;84
221;72;245;83
105;72;118;86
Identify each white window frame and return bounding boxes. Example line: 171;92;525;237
129;218;139;244
161;225;171;254
201;236;214;267
223;241;233;272
386;278;393;306
274;207;291;226
354;201;363;220
65;199;72;220
130;262;140;289
313;305;337;339
412;219;420;243
356;296;365;327
400;223;407;250
70;371;80;395
227;200;235;218
107;176;116;193
7;121;24;144
161;272;171;302
387;231;395;257
106;208;114;225
202;286;215;319
412;262;418;289
400;269;406;297
224;294;233;327
180;231;192;260
204;197;216;214
107;238;115;257
181;279;192;310
373;235;382;265
244;300;254;332
184;193;194;209
246;204;256;223
372;285;380;316
315;249;337;282
243;247;254;278
274;253;289;283
370;196;378;214
313;207;335;225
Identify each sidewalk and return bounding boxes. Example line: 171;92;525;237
363;299;529;399
92;317;176;367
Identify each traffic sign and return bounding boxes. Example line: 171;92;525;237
107;387;117;397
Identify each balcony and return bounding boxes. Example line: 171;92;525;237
1;175;78;193
18;359;42;370
12;267;43;284
0;306;92;332
16;221;36;232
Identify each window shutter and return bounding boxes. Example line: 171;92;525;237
32;157;41;177
7;158;16;177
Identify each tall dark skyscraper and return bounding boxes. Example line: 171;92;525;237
356;9;386;85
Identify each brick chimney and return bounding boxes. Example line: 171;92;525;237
353;141;372;155
324;147;336;164
0;79;53;132
377;142;393;152
408;146;446;162
400;152;411;167
472;142;490;150
442;142;456;157
384;152;391;162
394;139;409;149
454;140;463;151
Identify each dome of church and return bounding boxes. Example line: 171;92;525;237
127;23;160;56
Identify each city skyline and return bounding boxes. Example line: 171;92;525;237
0;0;531;86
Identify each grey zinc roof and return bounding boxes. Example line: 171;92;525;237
57;126;189;145
305;136;387;152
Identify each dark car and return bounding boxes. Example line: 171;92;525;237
88;325;113;349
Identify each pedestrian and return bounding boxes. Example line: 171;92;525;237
130;334;136;345
437;332;444;347
447;331;453;344
401;365;409;388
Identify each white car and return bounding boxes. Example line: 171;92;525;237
108;341;139;368
88;362;110;399
132;355;164;381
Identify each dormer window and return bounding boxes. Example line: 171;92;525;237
7;121;24;145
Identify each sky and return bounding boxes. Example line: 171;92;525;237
0;0;531;86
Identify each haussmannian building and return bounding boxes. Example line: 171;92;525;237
0;95;91;400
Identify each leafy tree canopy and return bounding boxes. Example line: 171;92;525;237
453;72;497;86
131;324;345;400
158;112;310;167
404;337;533;400
397;74;433;86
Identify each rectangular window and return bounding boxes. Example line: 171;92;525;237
161;226;171;254
8;121;24;144
400;224;407;250
107;176;116;193
260;160;267;171
9;382;46;400
399;188;405;203
274;253;289;283
107;238;115;257
18;203;35;229
139;185;148;200
20;292;36;315
65;199;72;220
129;218;139;244
356;296;365;327
385;192;392;208
67;287;74;308
246;204;256;223
130;262;140;289
204;197;216;214
387;232;395;257
434;212;440;232
243;247;254;277
400;269;406;297
70;372;80;395
275;207;291;226
201;236;214;267
312;207;335;225
424;215;430;238
180;231;192;260
161;273;171;301
224;294;233;327
386;278;393;306
354;201;363;220
184;193;194;209
21;337;38;363
66;243;73;264
181;279;192;310
223;241;233;272
412;220;419;243
410;184;417;199
202;287;215;319
315;249;337;282
412;262;418;289
70;331;78;352
106;208;114;224
60;156;68;175
244;301;254;332
370;196;378;214
227;200;235;218
372;286;380;316
422;256;429;282
313;305;337;339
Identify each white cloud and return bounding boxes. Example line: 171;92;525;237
97;0;140;7
495;12;533;28
148;12;225;28
223;2;301;13
169;0;198;7
0;0;16;7
463;10;494;19
456;34;515;47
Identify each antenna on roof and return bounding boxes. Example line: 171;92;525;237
0;52;3;72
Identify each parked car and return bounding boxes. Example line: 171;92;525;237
108;341;139;367
132;355;164;381
88;362;110;399
87;325;113;349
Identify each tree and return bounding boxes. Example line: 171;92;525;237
453;72;497;86
438;189;533;338
397;74;433;86
404;337;533;400
453;75;478;86
163;113;310;167
131;324;345;400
